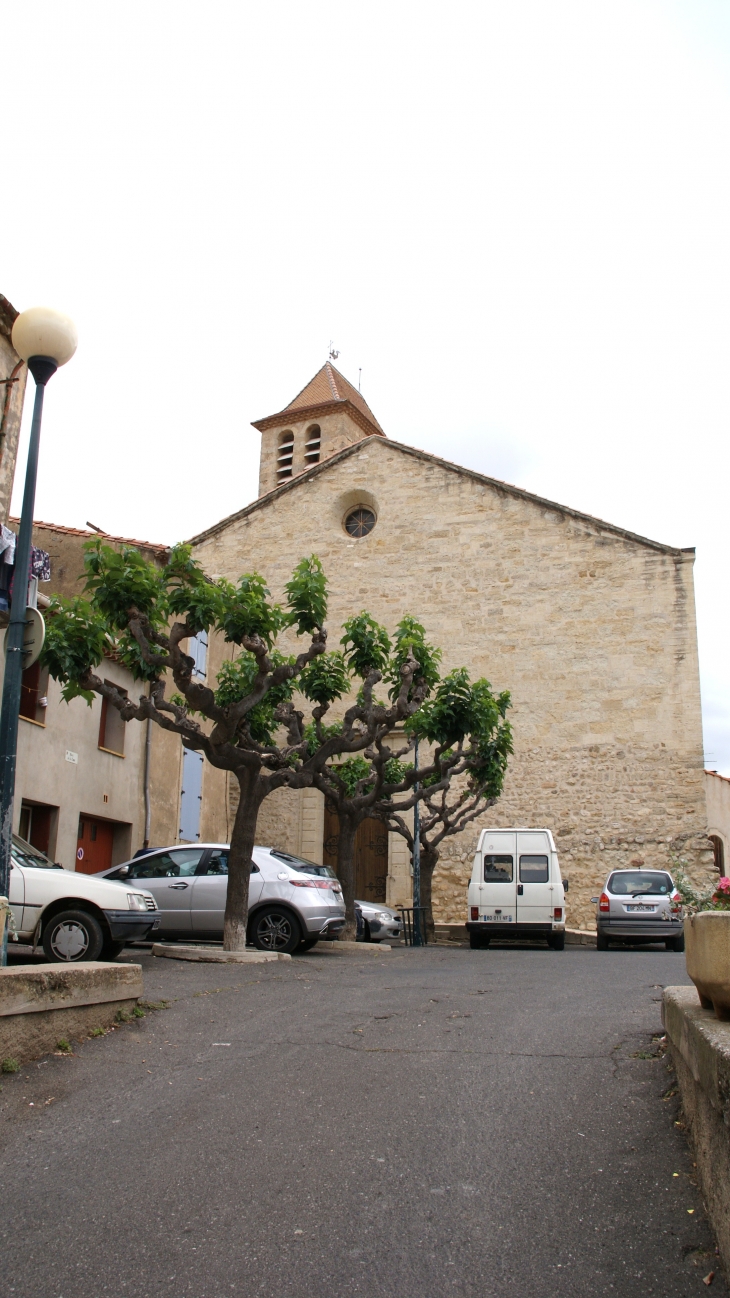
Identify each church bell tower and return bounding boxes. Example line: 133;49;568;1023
252;363;385;497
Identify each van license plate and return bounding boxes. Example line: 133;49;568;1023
483;914;512;923
626;904;655;912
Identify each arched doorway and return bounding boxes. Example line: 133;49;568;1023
322;802;388;902
710;834;726;874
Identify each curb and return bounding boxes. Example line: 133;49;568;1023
314;940;392;956
151;944;290;964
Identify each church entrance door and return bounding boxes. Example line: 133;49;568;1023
322;802;388;903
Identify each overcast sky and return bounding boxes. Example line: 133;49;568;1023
5;1;730;771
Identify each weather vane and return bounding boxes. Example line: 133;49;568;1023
328;340;339;361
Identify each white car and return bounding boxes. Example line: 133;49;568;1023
8;835;159;962
355;900;403;943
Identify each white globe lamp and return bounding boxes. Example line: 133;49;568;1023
0;303;78;943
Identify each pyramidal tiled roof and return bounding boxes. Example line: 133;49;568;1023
252;363;384;437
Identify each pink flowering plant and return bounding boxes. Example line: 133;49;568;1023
712;877;730;909
672;857;730;914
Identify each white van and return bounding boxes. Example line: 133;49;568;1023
466;827;567;950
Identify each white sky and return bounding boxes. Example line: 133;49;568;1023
5;1;730;770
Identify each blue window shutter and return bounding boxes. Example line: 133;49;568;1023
179;748;204;841
190;631;208;680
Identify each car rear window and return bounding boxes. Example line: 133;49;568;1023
270;851;336;878
520;855;549;883
483;854;513;882
607;871;673;896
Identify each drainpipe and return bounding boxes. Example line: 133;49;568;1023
143;716;152;849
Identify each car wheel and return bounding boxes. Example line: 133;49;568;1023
668;934;685;952
251;906;301;954
596;932;609;951
362;920;372;943
42;910;104;963
296;936;319;953
550;932;566;951
101;939;126;961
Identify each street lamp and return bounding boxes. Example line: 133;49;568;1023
0;308;77;961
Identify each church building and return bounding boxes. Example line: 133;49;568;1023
189;364;713;931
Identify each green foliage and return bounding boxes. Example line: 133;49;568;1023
1;1057;19;1073
164;544;223;634
218;573;283;648
114;628;165;683
341;612;391;678
383;756;411;786
42;596;109;704
303;720;343;758
298;652;349;706
285;556;328;634
83;539;165;631
215;651;295;744
333;756;373;797
387;616;442;701
411;667;475;747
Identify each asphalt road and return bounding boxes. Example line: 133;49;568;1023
0;942;723;1298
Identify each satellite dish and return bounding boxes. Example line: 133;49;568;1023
4;607;46;669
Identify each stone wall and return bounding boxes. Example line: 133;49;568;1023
191;435;712;925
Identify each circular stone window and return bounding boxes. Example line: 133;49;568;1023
344;506;376;538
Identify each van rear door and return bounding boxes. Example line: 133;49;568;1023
479;831;516;926
516;831;552;925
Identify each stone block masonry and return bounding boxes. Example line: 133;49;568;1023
191;435;713;926
663;985;730;1277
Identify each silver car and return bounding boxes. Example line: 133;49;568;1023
355;900;403;943
592;867;684;951
95;844;345;953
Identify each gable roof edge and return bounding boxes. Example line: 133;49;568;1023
188;436;690;557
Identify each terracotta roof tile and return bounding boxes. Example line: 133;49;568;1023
9;517;169;554
285;363;384;434
253;363;384;438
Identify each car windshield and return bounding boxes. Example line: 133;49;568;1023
11;835;61;869
608;871;673;896
269;850;337;878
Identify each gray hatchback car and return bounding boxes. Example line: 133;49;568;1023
95;844;345;953
592;867;684;951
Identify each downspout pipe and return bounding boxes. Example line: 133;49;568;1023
143;716;152;849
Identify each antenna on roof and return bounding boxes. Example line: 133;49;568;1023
358;368;362;392
328;340;339;361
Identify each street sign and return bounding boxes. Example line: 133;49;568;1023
4;607;45;669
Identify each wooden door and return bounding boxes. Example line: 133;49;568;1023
76;816;114;874
323;803;388;903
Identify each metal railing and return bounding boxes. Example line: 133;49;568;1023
398;906;428;947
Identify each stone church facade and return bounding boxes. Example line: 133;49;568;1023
189;365;713;931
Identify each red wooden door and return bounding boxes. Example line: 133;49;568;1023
76;816;114;874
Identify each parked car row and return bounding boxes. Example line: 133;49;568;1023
6;822;686;962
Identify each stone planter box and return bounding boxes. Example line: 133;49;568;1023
0;962;143;1064
685;911;730;1020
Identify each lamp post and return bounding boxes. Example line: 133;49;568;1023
412;736;422;946
0;308;77;962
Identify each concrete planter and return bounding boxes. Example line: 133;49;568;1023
685;911;730;1020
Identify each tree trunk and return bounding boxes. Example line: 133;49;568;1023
223;769;264;951
420;846;439;943
336;813;360;941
